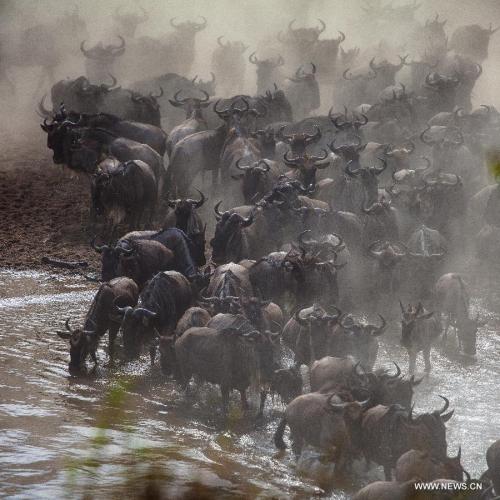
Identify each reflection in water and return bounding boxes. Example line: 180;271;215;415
0;269;499;498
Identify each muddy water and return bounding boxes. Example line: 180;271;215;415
1;269;499;499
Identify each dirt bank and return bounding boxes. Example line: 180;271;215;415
0;130;100;271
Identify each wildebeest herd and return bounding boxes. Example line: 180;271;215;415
15;1;500;497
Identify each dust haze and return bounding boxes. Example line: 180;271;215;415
1;0;500;120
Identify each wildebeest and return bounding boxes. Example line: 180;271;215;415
400;302;441;373
112;5;148;38
166;91;211;156
360;396;454;479
114;239;174;288
174;307;212;337
211;37;248;95
233;159;284;205
48;76;163;126
57;277;139;371
162;317;280;414
285;304;342;366
283;63;320;120
395;448;466;482
485;439;500;495
434;273;482;356
449;23;498;62
117;271;193;363
0;9;88;92
80;37;126;84
39;106;167;157
92;227;198;282
164;190;207;266
273;392;369;474
338;314;387;370
248;52;285;95
91;158;157;234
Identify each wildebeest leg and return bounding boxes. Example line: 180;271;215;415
291;432;303;459
383;464;392;481
240;389;249;411
108;325;119;362
258;390;267;417
90;350;98;366
221;386;230;414
408;350;416;374
149;345;157;365
423;346;432;373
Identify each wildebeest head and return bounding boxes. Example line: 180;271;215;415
217;36;248;55
339;45;360;68
60;126;114;172
57;318;98;372
294;303;342;360
400;302;434;349
233;158;271;182
329;134;366;163
248;52;285;74
91;237;133;281
279;18;326;51
168;89;211;119
346;157;387;204
370;55;409;85
339;313;386;369
278;124;321;156
385;140;415;170
167;189;206;232
117;305;158;359
284;149;330;187
368;240;407;269
127;88;163;125
210;203;255;265
404;396;454;459
113;5;148;37
238;295;271;330
80;37;126;61
41;110;83;164
372;362;422;408
297;230;345;260
214;97;255;130
449;23;499;62
270;366;302;403
170;16;207;35
192;73;217;97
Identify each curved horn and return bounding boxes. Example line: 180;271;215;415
170;17;180;28
235;158;252;171
345;160;360;177
420;125;435;145
65;318;75;333
248;51;258;65
90;236;109;253
372;314;387;335
191;189;206;208
389;362;402;379
80;40;92;57
150;86;164;99
38;95;52;118
437;395;450;415
283;151;301;167
337;31;346;43
316;18;326;34
214;201;225;220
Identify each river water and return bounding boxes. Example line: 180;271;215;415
1;269;499;499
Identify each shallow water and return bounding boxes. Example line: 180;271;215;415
0;269;499;499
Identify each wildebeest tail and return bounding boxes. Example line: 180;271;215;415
274;416;287;450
